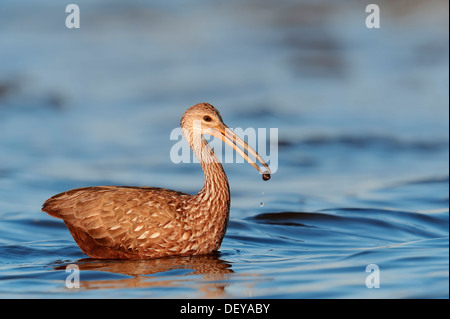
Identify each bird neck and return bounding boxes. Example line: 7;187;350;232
182;131;231;251
192;137;230;208
187;136;230;252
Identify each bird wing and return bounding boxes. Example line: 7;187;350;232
42;186;191;253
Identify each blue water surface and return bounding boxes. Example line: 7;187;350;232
0;0;448;298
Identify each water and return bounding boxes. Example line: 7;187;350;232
0;0;448;299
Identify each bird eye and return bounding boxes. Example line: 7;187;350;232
203;115;212;122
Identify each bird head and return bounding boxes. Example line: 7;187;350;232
181;103;271;180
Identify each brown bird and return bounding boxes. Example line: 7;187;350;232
42;103;271;259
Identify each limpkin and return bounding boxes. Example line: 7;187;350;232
42;103;271;259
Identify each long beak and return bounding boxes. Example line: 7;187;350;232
206;124;271;181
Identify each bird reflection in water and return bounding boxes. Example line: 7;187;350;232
54;253;234;298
